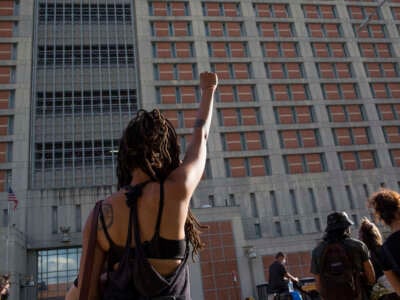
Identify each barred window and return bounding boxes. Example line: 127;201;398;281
37;45;135;66
36;90;137;115
38;3;132;24
34;139;118;169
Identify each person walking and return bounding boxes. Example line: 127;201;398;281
75;71;218;299
369;189;400;296
310;211;375;300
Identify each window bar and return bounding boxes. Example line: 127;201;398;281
95;0;106;184
105;0;116;178
71;0;76;186
61;1;66;187
79;0;86;185
88;0;96;184
31;0;40;188
112;0;123;133
51;1;58;187
127;1;136;117
41;0;50;187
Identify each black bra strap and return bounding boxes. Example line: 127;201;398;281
154;181;164;235
99;201;115;247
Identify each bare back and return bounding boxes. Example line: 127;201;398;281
96;180;189;276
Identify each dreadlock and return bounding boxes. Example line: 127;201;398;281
117;109;207;260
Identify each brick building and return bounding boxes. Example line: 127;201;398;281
0;0;399;299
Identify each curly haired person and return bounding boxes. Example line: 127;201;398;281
73;72;218;299
369;189;400;296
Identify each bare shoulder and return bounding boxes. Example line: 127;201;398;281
97;192;126;231
163;177;191;204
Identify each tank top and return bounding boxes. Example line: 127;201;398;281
99;181;186;269
101;181;191;299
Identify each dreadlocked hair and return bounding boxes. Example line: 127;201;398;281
117;109;207;260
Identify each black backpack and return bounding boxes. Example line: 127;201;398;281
319;242;361;300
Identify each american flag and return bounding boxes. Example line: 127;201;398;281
7;187;18;211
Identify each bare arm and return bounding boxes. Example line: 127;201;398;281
77;211;106;300
168;72;218;197
285;272;299;282
384;270;400;295
363;259;375;285
65;285;78;300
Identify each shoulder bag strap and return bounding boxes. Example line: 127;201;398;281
79;200;102;300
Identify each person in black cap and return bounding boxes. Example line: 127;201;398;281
310;211;375;300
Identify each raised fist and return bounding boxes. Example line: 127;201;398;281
200;71;218;90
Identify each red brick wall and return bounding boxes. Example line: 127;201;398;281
0;1;13;16
0;67;12;84
0;91;11;109
200;221;241;300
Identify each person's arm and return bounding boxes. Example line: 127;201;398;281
0;282;9;295
77;210;106;300
362;259;375;285
168;72;218;198
65;284;78;300
384;270;400;295
285;272;299;282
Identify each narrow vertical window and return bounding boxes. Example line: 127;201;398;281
52;206;58;234
295;220;302;234
3;209;8;227
363;184;369;198
208;195;215;207
229;194;236;206
255;223;262;238
345;185;355;209
205;159;212;179
314;218;321;232
270;191;279;216
327;186;336;210
274;221;282;236
75;205;81;232
308;188;318;213
250;193;258;218
289;189;298;215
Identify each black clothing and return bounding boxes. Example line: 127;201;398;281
380;230;400;275
99;183;187;271
268;261;289;293
101;181;191;299
371;247;384;279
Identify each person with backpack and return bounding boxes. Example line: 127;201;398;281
310;211;375;300
75;71;218;299
369;189;400;296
